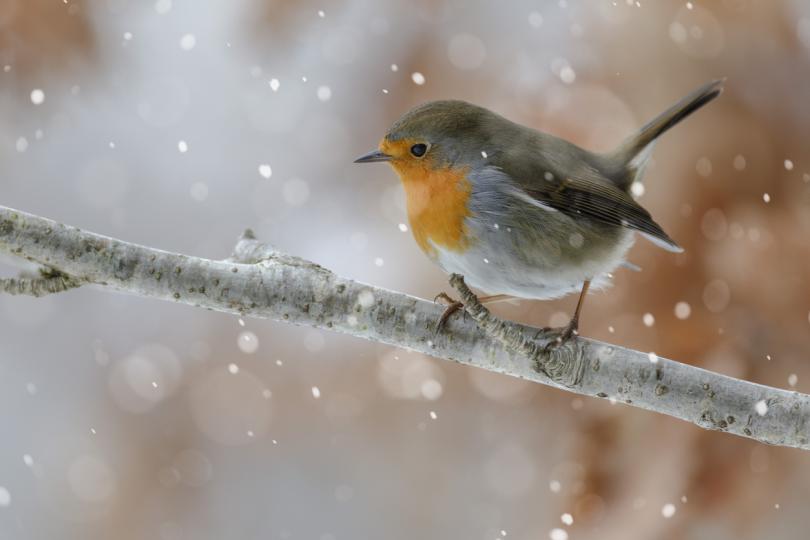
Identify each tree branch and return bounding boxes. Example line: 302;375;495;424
1;205;808;450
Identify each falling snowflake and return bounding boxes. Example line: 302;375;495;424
237;331;259;354
30;89;45;105
258;164;273;179
559;65;576;84
317;85;332;102
190;182;208;202
155;0;172;14
180;34;196;51
674;301;691;320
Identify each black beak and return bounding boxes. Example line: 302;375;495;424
354;149;391;163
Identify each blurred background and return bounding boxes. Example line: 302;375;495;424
1;0;810;538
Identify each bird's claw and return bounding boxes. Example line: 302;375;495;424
538;322;579;352
435;301;464;333
433;292;465;333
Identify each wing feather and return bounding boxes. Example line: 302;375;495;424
495;151;682;252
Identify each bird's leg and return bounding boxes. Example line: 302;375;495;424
538;280;591;348
562;279;591;339
434;292;513;332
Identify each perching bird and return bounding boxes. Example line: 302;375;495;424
355;79;724;343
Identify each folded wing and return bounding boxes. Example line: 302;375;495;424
499;157;683;253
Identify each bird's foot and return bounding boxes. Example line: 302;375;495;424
433;292;465;332
536;320;579;351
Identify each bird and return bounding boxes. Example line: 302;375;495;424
355;79;724;344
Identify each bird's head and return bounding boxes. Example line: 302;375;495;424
354;100;500;179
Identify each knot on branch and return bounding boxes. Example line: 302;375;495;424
230;229;281;264
229;229;333;275
449;273;586;387
539;339;586;387
0;267;82;297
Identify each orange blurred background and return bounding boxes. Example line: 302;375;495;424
1;1;810;539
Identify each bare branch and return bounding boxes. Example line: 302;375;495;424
1;205;808;450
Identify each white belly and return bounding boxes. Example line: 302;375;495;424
431;230;635;300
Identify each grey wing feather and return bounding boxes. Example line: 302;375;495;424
495;148;683;252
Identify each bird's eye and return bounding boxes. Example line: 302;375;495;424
410;143;428;158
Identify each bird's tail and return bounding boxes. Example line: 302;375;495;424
608;79;724;189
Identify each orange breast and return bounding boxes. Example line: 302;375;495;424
391;160;472;258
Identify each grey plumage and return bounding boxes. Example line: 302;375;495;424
363;79;724;299
386;79;725;254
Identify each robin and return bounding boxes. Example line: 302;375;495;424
355;79;723;343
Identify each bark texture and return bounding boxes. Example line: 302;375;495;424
1;205;808;450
